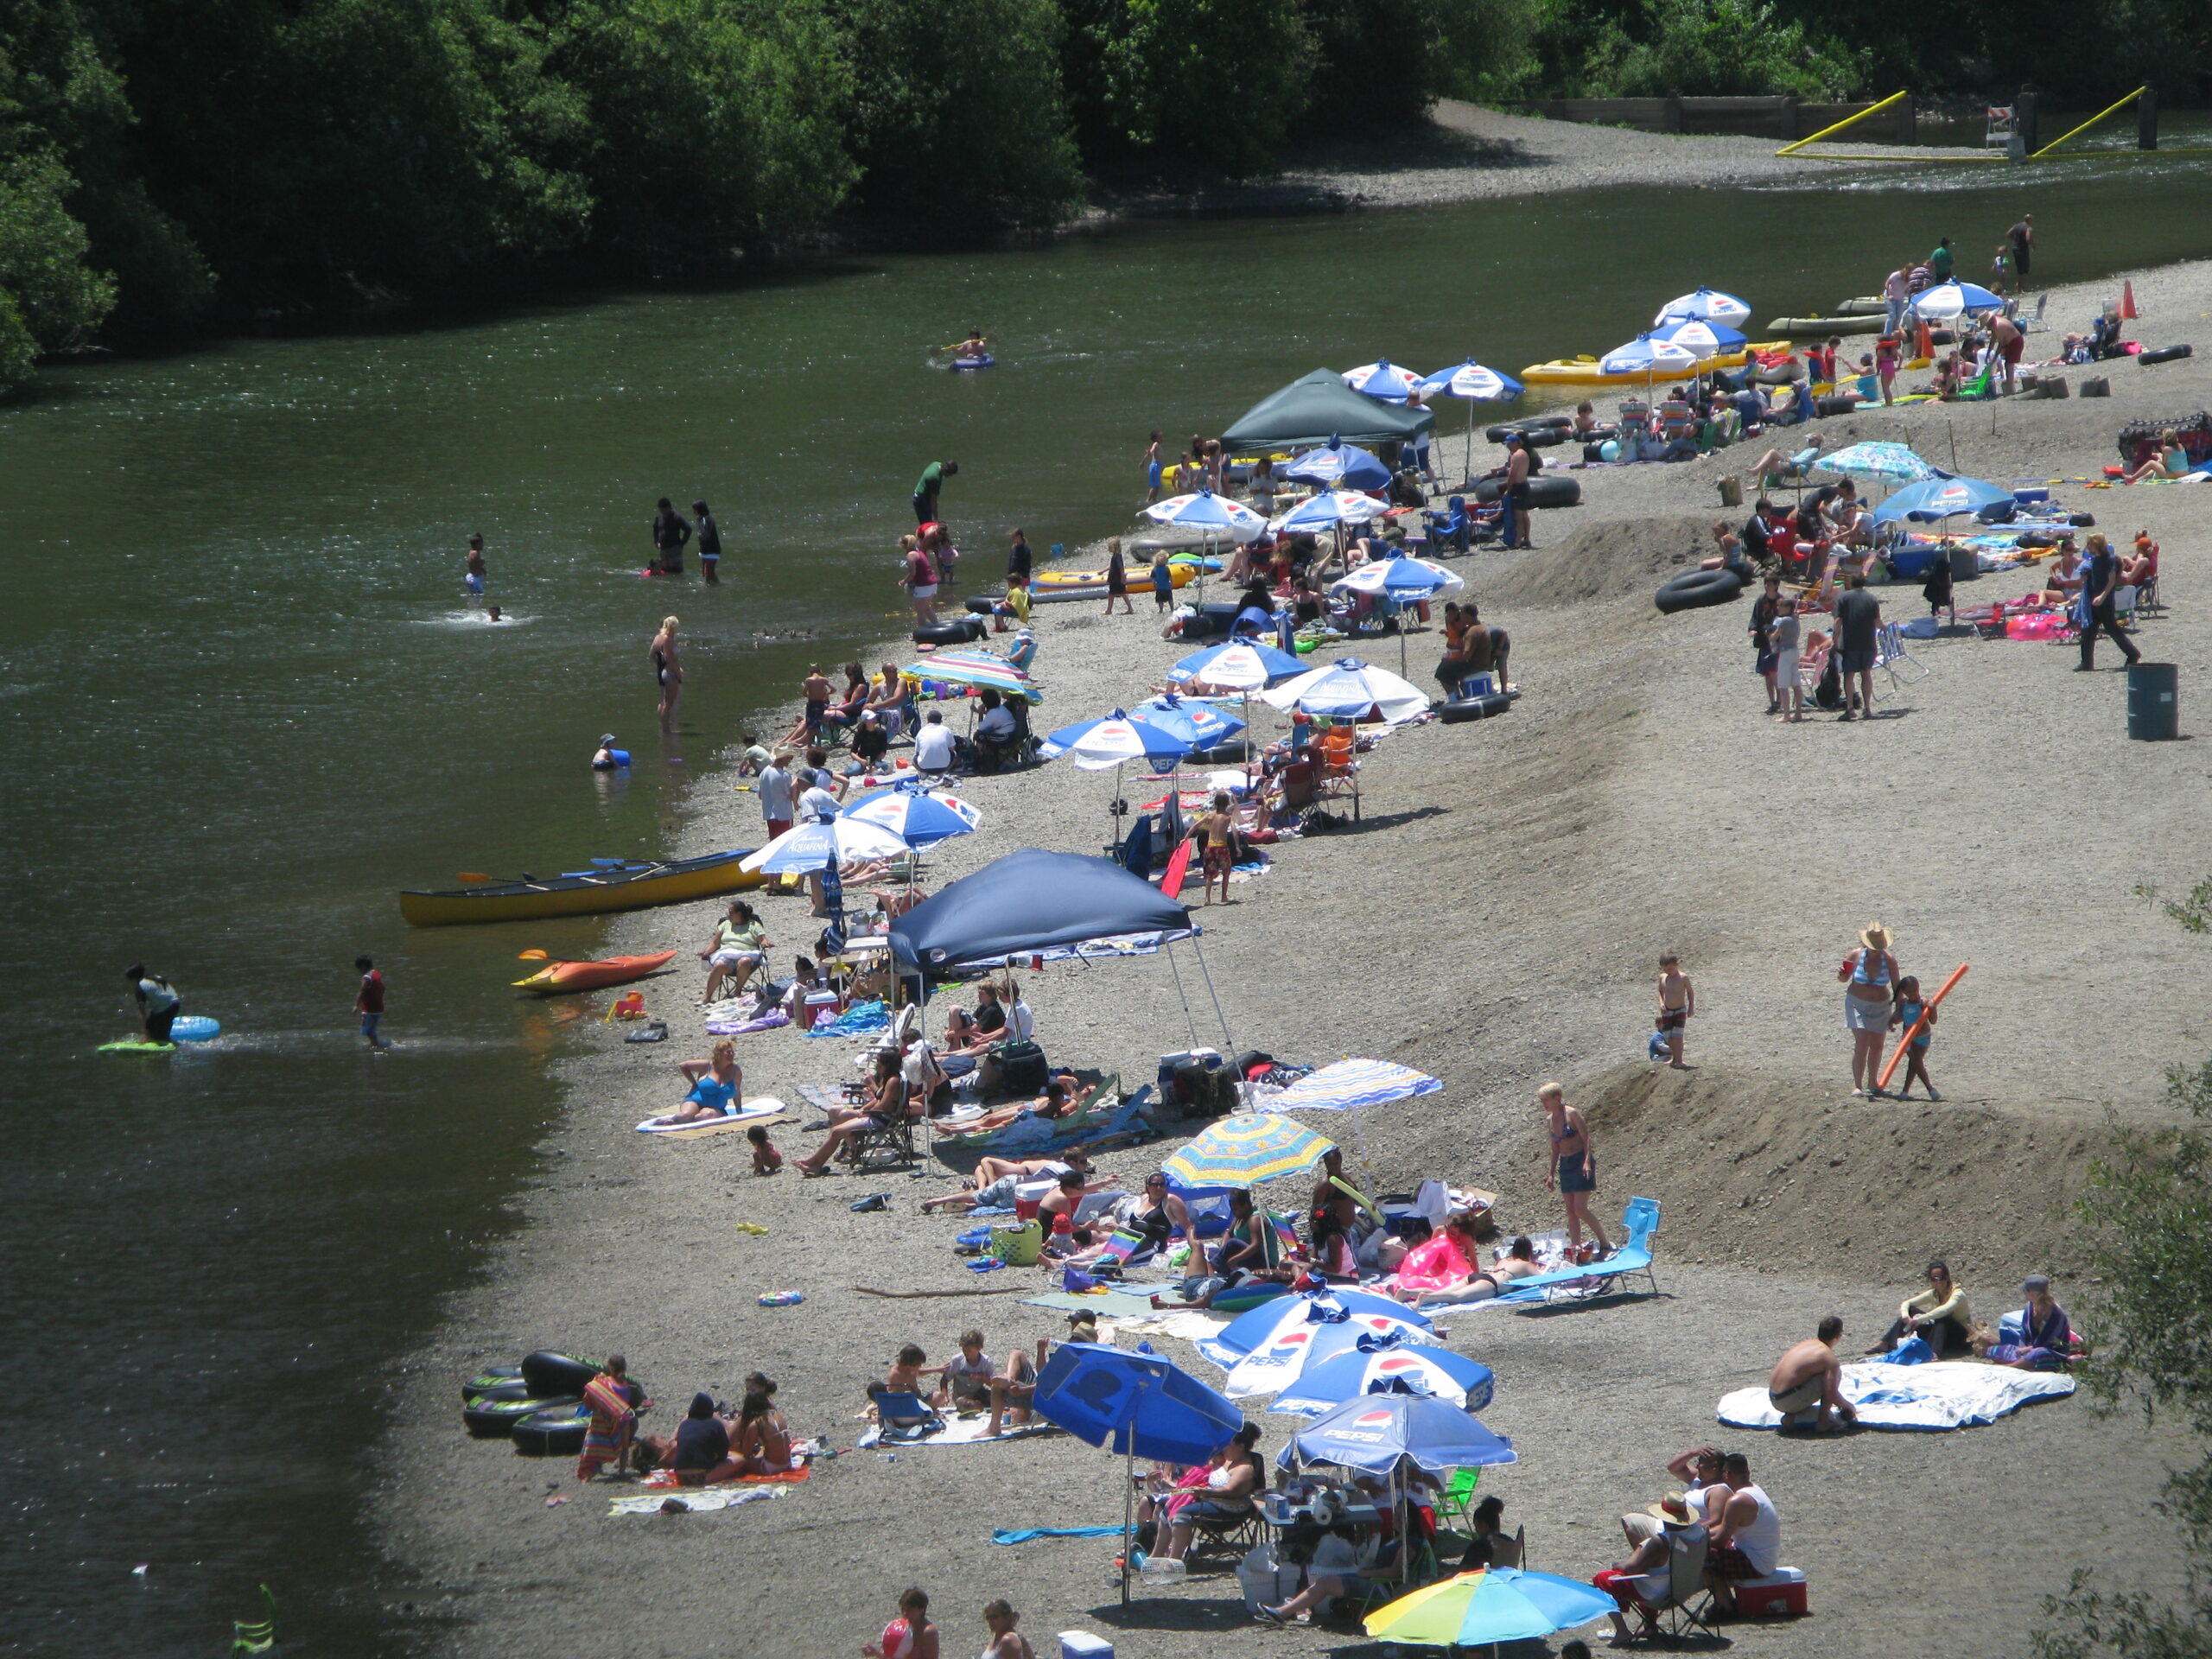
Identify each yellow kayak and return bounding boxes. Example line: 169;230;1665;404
1031;556;1217;604
1522;342;1788;388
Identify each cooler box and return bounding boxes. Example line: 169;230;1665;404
1737;1568;1808;1618
1013;1179;1053;1220
1058;1634;1116;1659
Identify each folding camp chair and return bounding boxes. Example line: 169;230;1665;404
1313;725;1361;821
1875;620;1930;688
1185;1503;1264;1560
869;1390;944;1444
843;1109;921;1171
1494;1197;1663;1304
1644;1525;1720;1640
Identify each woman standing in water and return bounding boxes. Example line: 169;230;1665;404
1540;1082;1612;1259
650;615;683;730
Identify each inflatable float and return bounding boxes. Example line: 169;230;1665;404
1029;556;1217;604
513;950;677;995
636;1096;785;1135
1767;316;1884;339
1472;475;1580;509
913;616;987;646
1438;689;1519;723
512;1402;593;1456
464;1391;580;1438
1522;341;1784;387
1654;563;1750;614
951;354;995;370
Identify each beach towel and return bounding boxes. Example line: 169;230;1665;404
857;1416;1055;1449
993;1525;1124;1544
635;1096;786;1135
704;1009;791;1037
637;1461;812;1488
577;1374;637;1478
607;1486;788;1516
1717;1360;2073;1431
803;999;888;1039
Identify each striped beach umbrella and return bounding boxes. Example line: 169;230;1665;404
1164;1112;1332;1188
1364;1567;1616;1649
1270;1058;1442;1113
1341;359;1426;403
903;648;1040;703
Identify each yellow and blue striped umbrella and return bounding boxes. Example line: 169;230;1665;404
1164;1112;1332;1189
1363;1566;1616;1649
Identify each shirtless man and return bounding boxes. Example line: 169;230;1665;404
1656;952;1694;1070
1989;312;2024;395
955;329;989;360
1503;436;1532;550
1036;1166;1115;1233
1768;1315;1856;1433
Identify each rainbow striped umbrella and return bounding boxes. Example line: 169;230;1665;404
1164;1112;1332;1189
903;648;1041;703
1363;1567;1616;1650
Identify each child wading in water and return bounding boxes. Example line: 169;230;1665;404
1656;952;1694;1069
1890;976;1940;1100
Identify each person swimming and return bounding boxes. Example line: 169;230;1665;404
956;328;989;359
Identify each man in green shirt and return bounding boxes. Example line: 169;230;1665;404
1929;238;1954;284
912;459;957;524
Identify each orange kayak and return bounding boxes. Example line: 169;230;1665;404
513;950;677;995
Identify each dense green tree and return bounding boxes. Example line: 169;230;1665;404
839;0;1081;231
1063;0;1314;177
548;0;855;265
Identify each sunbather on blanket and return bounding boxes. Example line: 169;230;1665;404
1974;1274;2085;1370
1868;1259;1974;1358
639;1392;744;1485
734;1388;798;1474
1402;1234;1543;1307
1767;1316;1857;1433
920;1151;1096;1214
1152;1189;1301;1308
648;1042;744;1127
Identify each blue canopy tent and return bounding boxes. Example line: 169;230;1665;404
887;848;1234;1046
1033;1341;1245;1603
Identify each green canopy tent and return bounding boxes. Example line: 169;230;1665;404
1222;369;1439;450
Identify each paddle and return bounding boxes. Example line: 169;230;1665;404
518;950;550;961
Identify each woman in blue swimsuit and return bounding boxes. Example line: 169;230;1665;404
1540;1082;1612;1257
652;1041;743;1126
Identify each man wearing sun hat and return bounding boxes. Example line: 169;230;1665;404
1595;1494;1701;1643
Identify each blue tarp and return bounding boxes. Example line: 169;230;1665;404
890;848;1192;978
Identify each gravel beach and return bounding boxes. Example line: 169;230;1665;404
375;252;2212;1658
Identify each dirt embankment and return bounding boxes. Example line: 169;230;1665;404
1481;513;1719;608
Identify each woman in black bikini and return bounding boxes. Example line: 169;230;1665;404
1540;1082;1612;1258
650;615;682;730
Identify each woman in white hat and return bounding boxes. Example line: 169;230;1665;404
1838;922;1901;1096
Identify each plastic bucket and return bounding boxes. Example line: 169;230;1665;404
2128;661;2178;741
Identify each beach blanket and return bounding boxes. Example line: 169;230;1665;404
607;1486;788;1516
1021;1287;1171;1322
993;1525;1123;1544
803;999;889;1039
635;1096;786;1135
1717;1360;2075;1432
704;1009;791;1037
858;1416;1056;1450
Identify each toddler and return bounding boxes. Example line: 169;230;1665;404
1890;975;1940;1100
747;1123;783;1175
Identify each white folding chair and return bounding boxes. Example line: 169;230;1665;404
1876;621;1930;688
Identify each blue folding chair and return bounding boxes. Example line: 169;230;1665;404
1494;1197;1662;1304
870;1390;944;1443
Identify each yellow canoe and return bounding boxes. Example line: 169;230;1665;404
1521;341;1789;388
400;851;761;927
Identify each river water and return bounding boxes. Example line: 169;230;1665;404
3;149;2208;1655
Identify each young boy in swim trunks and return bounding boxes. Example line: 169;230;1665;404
1656;952;1694;1070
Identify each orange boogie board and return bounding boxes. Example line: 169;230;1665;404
513;951;677;995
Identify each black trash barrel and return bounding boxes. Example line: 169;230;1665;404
2128;661;2178;741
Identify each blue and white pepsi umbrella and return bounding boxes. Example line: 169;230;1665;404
1128;693;1245;748
1912;280;2005;320
1274;490;1385;534
1417;359;1522;403
740;815;910;874
1655;286;1752;328
1283;438;1392;493
1651;316;1749;359
1038;708;1195;774
1599;333;1701;378
1142;489;1268;543
1270;1338;1496;1417
1218;1302;1437;1399
1341;359;1425;403
1198;1288;1434;1370
1167;639;1308;690
839;785;982;848
1332;556;1463;602
1262;656;1429;724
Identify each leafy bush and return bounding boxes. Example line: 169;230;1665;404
1065;0;1314;177
1573;0;1865;99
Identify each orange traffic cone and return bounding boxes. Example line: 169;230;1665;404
2122;280;2139;320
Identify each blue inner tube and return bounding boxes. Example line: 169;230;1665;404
168;1015;221;1042
952;355;995;370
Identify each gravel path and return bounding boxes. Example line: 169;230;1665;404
373;256;2212;1657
